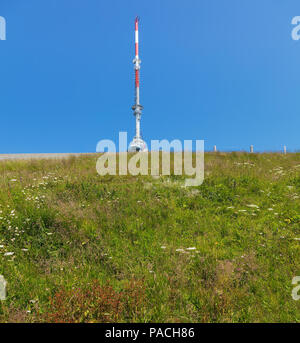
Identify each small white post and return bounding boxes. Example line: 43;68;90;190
250;145;254;153
0;275;7;300
283;146;287;155
213;145;217;152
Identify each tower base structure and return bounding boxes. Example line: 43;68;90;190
128;137;148;152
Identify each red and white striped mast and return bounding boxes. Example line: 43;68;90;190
134;17;141;108
129;16;147;152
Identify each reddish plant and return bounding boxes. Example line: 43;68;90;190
43;280;145;323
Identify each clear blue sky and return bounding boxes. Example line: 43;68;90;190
0;0;299;153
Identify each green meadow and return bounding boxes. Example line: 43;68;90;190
0;152;299;322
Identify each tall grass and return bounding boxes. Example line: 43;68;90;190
0;152;299;322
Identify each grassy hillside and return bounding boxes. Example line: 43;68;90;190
0;152;299;322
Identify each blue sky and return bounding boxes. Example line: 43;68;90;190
0;0;299;153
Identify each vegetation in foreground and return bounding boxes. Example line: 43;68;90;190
0;152;299;322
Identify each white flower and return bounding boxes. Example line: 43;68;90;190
246;204;259;209
186;247;196;250
161;246;166;249
176;249;185;252
4;252;14;256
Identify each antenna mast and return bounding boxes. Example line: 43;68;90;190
129;17;148;152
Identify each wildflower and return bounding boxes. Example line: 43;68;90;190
186;247;196;250
161;246;166;249
175;249;185;252
247;204;259;209
4;252;14;256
